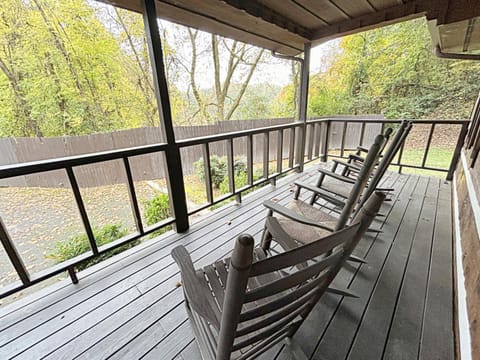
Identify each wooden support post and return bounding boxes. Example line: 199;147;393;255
67;167;98;256
142;0;189;232
340;121;347;158
277;129;283;174
289;128;295;169
68;266;79;284
448;122;469;180
0;217;30;285
295;43;310;172
263;132;269;179
321;120;331;162
422;123;435;168
359;121;366;146
247;134;253;185
227;138;235;194
314;123;321;157
202;143;213;204
123;157;144;234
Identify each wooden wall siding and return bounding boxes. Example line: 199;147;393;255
465;92;480;165
0;119;381;188
454;160;480;360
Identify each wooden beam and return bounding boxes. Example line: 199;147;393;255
311;1;431;43
441;0;480;25
143;0;190;232
222;0;313;39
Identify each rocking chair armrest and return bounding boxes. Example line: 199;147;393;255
348;154;366;163
171;246;220;328
263;200;335;232
330;159;362;173
356;146;369;153
317;168;356;184
293;181;345;208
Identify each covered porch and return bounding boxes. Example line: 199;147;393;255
0;165;454;359
1;0;478;358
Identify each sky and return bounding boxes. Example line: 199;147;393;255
91;0;341;91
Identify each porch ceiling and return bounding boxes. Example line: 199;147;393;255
100;0;480;56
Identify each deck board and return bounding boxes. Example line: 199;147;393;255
0;164;455;360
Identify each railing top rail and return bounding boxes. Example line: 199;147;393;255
309;118;470;125
0;117;469;180
176;121;304;147
0;142;168;179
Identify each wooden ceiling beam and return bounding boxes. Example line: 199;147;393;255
311;0;432;43
221;0;313;39
439;0;480;25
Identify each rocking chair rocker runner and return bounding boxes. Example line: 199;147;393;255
172;192;385;360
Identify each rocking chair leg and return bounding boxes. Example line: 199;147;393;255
326;286;359;298
348;254;368;264
367;227;383;233
261;227;273;251
284;338;309;360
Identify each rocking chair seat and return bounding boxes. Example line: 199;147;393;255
275;200;336;244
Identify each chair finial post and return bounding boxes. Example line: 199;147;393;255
216;234;254;359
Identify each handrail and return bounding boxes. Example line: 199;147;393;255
176;121;309;147
0;142;169;179
308;118;469;125
314;117;469;181
0;116;469;299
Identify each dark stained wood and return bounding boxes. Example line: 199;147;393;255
0;166;454;360
382;177;440;359
418;180;455;360
345;176;430;359
287;171;415;360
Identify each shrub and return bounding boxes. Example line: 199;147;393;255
47;224;134;271
144;192;171;225
233;157;247;176
194;155;247;189
194;155;227;188
219;172;248;194
143;192;172;237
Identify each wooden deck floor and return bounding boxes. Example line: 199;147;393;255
0;165;455;360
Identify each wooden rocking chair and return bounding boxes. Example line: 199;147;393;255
296;120;411;209
171;192;385;360
261;134;384;251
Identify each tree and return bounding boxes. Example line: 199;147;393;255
0;0;138;136
175;28;265;123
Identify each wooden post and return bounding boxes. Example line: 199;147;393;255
0;217;30;285
320;120;331;162
447;122;469;180
296;43;310;172
216;234;254;359
142;0;189;232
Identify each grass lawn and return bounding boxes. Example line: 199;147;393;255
389;147;453;177
329;147;453;178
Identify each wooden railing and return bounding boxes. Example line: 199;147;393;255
0;117;469;298
317;118;469;180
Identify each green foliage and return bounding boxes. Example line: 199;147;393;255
143;192;172;237
47;224;134;270
194;156;247;189
219;172;248;194
194;155;227;189
144;192;171;226
273;18;480;120
328;19;480;119
0;0;183;137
